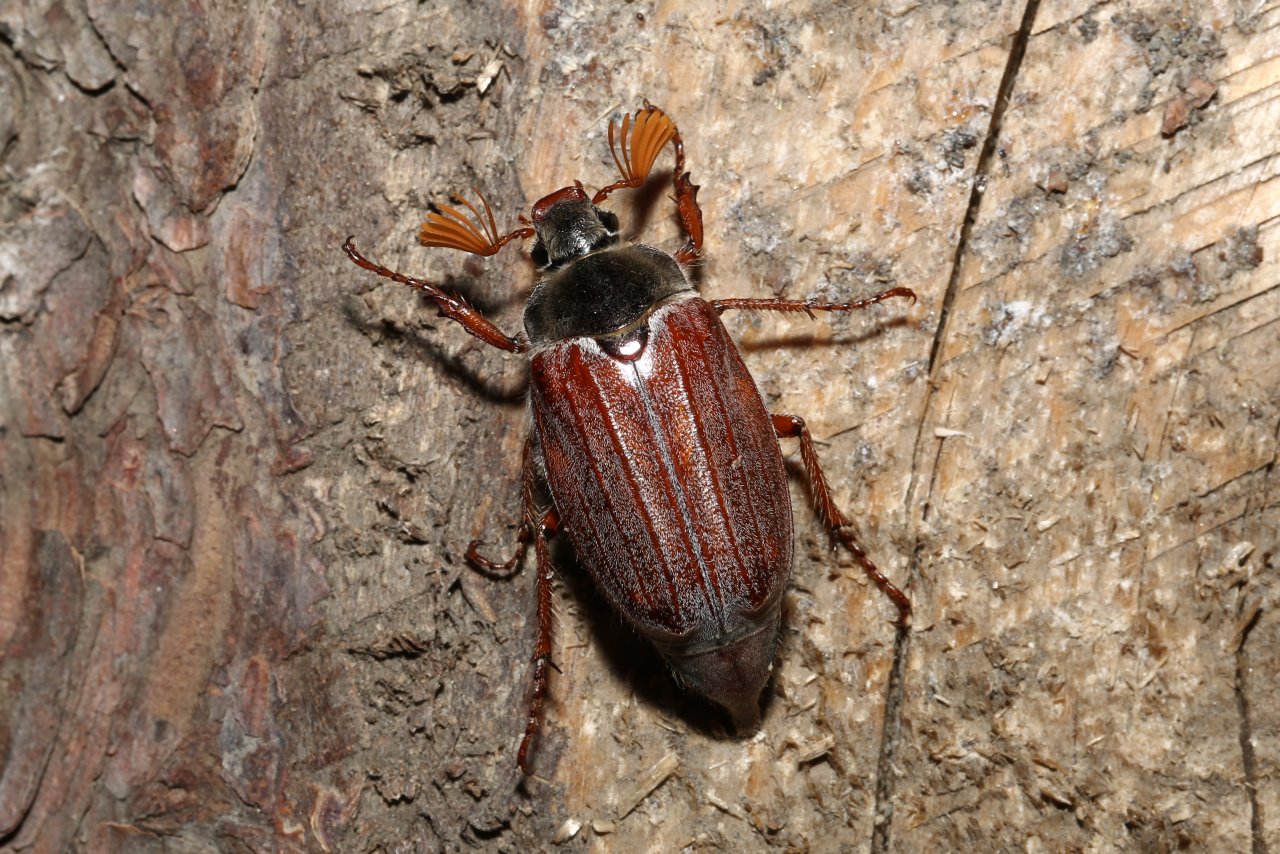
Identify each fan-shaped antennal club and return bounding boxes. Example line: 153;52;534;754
418;188;534;256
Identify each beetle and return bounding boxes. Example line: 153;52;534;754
344;105;914;772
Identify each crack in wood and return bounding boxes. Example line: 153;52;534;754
875;2;1044;852
1234;603;1266;854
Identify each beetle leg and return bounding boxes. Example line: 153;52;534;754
712;286;917;317
343;238;527;353
771;413;912;628
591;105;704;263
670;128;704;266
466;528;529;576
517;507;560;773
461;440;558;771
467;438;541;578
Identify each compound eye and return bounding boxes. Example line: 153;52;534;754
530;241;549;269
599;326;649;361
596;208;620;235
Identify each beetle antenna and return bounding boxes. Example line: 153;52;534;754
592;106;677;204
419;187;535;256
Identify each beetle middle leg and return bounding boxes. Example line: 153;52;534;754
712;286;917;318
771;413;912;628
470;501;560;775
464;439;561;773
466;439;541;577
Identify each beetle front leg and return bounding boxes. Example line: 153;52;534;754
712;286;916;318
590;105;704;264
669;125;704;266
517;508;560;773
772;414;912;628
343;238;526;353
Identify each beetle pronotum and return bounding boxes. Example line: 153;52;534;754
345;105;913;772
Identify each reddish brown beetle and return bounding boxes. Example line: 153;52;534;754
344;105;913;772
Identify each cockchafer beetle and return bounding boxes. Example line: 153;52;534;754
344;105;914;772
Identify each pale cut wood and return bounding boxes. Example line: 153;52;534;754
895;1;1280;851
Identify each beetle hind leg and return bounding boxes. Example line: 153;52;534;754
517;508;560;773
771;414;912;628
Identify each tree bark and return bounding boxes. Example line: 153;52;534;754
1;0;1276;851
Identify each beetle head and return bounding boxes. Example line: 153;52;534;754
529;182;621;270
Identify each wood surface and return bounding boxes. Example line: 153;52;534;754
1;0;1276;851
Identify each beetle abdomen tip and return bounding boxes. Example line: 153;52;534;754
665;616;781;730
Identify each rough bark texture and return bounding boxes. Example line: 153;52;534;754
1;1;1277;852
